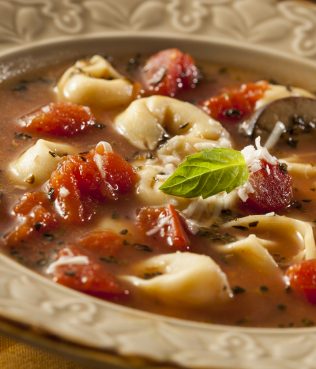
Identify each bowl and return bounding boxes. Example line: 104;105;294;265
1;1;316;369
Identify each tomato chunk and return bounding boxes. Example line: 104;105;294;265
245;160;293;213
52;246;127;299
21;102;96;137
5;192;58;246
286;260;316;304
202;82;268;124
78;231;123;256
137;204;190;251
49;145;137;223
142;48;200;97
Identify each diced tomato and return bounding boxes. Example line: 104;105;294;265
21;102;96;137
52;246;127;299
137;204;190;251
142;48;200;97
5;192;58;246
245;160;293;213
286;260;316;304
49;146;137;223
202;81;268;124
78;231;123;256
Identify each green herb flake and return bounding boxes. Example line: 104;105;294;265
249;221;259;228
159;148;249;199
232;286;246;295
134;243;153;252
259;285;269;293
100;256;119;264
277;304;287;311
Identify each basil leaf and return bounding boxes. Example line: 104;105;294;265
159;148;249;198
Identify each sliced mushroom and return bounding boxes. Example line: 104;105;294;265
240;97;316;143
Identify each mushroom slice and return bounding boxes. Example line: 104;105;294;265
240;96;316;143
122;252;232;307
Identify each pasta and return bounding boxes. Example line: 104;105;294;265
122;252;232;307
57;55;134;108
9;139;75;186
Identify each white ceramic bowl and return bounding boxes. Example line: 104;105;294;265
1;2;316;369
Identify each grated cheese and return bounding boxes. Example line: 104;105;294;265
146;215;172;237
264;121;286;151
59;186;70;197
46;251;89;274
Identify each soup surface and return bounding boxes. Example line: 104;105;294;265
1;49;316;328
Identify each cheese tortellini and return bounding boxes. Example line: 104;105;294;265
223;215;316;265
115;95;229;151
122;252;232;307
9;139;75;186
57;55;134;109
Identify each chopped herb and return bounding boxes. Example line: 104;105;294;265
292;200;302;210
12;81;29;92
235;318;248;325
286;137;298;148
120;229;128;235
111;211;120;219
224;108;242;119
126;53;141;73
301;318;314;327
134;243;153;252
197;227;237;243
48;150;57;158
64;270;76;277
143;271;163;279
218;67;228;74
278;163;288;174
14;132;32;140
48;188;55;201
232;225;248;231
232;286;246;295
179;122;190;130
100;256;119;264
25;174;35;184
34;222;42;231
249;221;259;228
285;285;292;294
36;258;47;267
277;304;287;311
94;123;106;129
43;233;55;242
260;285;269;293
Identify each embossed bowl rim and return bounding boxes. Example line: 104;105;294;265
1;34;316;369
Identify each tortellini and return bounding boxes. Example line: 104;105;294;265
9;139;75;186
118;96;231;207
255;84;314;110
216;235;280;275
223;215;316;265
57;55;134;109
115;95;229;151
122;252;232;307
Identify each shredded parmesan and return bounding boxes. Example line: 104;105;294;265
264;121;286;150
241;136;277;173
46;253;89;274
59;186;70;197
146;215;172;237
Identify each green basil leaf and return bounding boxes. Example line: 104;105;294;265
159;148;249;199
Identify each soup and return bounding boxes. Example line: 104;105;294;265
1;49;316;328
